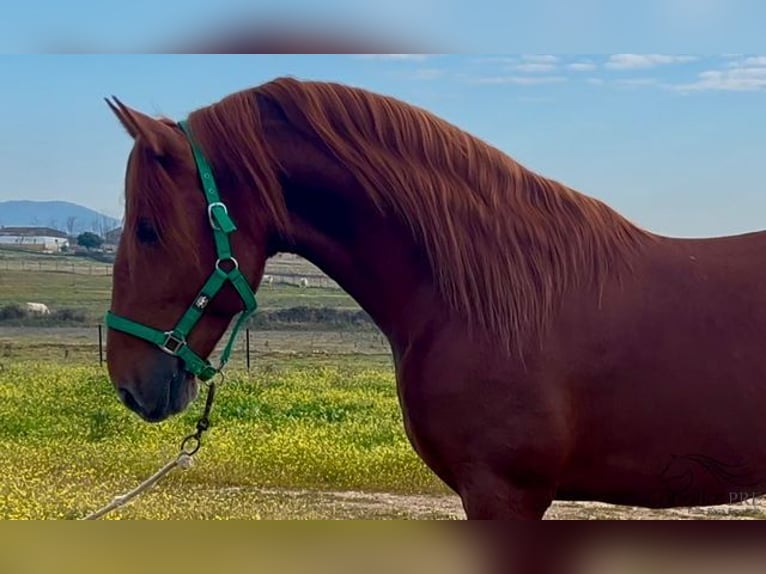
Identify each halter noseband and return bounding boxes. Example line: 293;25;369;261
105;119;258;382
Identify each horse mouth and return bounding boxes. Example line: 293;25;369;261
168;364;198;416
138;370;195;423
118;362;198;423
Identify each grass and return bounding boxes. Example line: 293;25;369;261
0;270;113;322
0;248;359;324
0;271;358;325
0;360;450;520
0;255;450;519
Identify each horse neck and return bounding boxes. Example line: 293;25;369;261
265;153;441;352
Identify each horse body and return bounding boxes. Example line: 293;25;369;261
104;77;766;519
550;233;766;510
337;228;766;517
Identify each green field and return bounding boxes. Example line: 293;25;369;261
0;269;357;324
0;361;454;519
0;249;385;364
0;265;357;326
0;250;461;520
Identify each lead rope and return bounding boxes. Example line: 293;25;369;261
79;378;219;520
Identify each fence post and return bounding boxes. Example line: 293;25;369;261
98;324;104;367
245;328;251;371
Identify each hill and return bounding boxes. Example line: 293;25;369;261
0;200;120;235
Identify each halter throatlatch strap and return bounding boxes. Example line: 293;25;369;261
105;119;258;382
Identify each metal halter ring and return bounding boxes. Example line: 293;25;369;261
207;202;228;230
215;257;239;272
180;433;202;456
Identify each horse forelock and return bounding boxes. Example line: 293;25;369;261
121;142;202;276
140;77;655;357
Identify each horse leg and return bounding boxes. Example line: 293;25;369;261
459;475;568;574
459;471;555;520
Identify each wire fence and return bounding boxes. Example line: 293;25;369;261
0;323;391;366
1;258;113;275
0;258;341;288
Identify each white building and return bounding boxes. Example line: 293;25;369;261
0;226;70;253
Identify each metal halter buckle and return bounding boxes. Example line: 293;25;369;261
207;202;228;231
160;331;187;355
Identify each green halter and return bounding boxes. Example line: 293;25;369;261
105;119;258;382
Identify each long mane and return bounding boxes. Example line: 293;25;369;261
185;76;655;356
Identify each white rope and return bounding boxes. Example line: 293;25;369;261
80;452;194;520
79;380;218;520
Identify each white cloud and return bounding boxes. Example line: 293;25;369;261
521;54;559;64
605;54;697;69
471;75;566;85
740;55;766;67
568;61;597;72
514;62;557;73
673;67;766;92
671;55;766;91
472;56;517;65
615;78;659;87
472;55;560;73
586;78;604;85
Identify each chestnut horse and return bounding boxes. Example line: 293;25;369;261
105;77;766;519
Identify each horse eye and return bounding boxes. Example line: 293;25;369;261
136;218;159;244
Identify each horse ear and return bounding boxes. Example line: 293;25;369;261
104;96;177;157
105;96;139;138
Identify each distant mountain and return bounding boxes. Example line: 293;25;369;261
0;200;120;236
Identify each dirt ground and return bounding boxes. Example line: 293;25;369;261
216;486;766;520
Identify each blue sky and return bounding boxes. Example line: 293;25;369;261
0;54;765;238
2;0;765;53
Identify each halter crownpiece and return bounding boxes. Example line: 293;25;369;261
105;119;259;381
